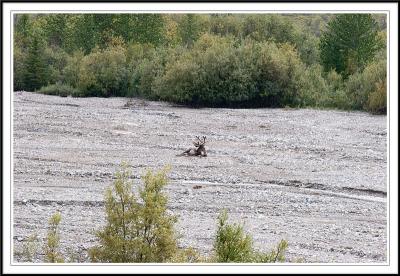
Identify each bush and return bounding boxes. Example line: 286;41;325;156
299;65;349;109
366;78;387;114
128;45;183;99
13;44;27;91
62;50;84;89
213;210;288;263
344;59;386;111
38;83;80;97
214;210;254;262
77;45;128;97
154;34;305;108
20;233;39;262
44;212;64;263
43;46;69;85
89;163;179;263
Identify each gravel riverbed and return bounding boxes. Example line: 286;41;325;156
12;91;387;263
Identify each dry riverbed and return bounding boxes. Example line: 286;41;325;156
12;91;387;263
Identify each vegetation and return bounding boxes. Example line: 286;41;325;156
14;13;387;113
89;164;178;263
320;14;381;78
38;83;79;97
44;212;64;263
213;210;288;263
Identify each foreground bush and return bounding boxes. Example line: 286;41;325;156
44;212;64;263
213;210;288;263
89;164;179;263
38;83;80;97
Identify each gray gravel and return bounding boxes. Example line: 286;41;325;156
12;91;387;263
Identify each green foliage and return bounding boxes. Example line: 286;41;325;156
214;210;254;262
366;78;387;115
320;14;381;77
38;83;80;97
213;210;288;263
43;46;69;85
298;65;349;109
77;44;128;97
13;13;387;113
62;50;84;88
155;35;304;107
21;233;39;262
178;14;203;47
344;59;386;111
14;14;32;48
13;44;27;91
23;33;48;91
44;212;64;263
89;163;179;263
254;239;288;263
41;14;68;48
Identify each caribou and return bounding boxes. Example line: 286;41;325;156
177;136;207;157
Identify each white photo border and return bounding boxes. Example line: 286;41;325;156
2;2;398;274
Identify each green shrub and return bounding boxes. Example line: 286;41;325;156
62;50;84;88
213;210;288;263
13;44;27;91
214;210;254;262
77;45;128;97
21;233;39;262
129;46;182;99
299;65;349;109
38;83;80;97
44;212;64;263
43;46;69;85
366;78;387;114
154;34;305;108
89;163;179;263
254;239;288;263
344;59;386;111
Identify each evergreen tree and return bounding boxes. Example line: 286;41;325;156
319;14;381;77
23;33;48;91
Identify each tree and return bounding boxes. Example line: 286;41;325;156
89;163;178;263
23;33;48;91
319;14;381;77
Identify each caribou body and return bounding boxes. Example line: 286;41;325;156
177;136;207;157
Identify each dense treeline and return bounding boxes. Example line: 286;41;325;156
13;13;387;113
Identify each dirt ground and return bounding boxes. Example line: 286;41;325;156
12;91;387;263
